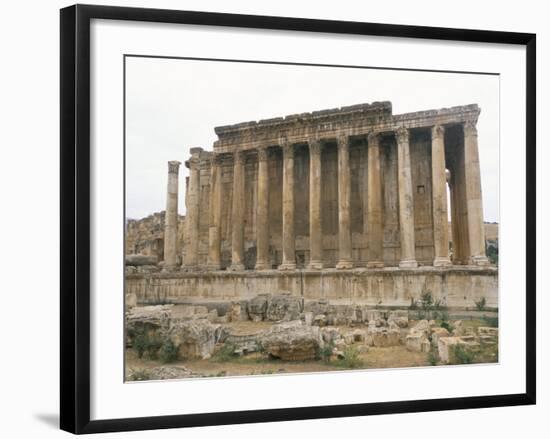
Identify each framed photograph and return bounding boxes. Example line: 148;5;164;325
60;4;536;434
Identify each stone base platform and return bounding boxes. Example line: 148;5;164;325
126;265;498;309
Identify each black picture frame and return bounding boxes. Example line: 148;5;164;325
60;4;536;434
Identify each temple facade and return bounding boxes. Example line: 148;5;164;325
166;102;489;272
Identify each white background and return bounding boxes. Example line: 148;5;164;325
91;18;524;421
0;0;546;438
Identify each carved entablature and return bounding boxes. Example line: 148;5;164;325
211;102;481;154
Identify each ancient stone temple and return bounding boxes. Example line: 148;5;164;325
127;102;497;308
179;101;489;270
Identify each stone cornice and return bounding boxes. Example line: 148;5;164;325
212;103;480;153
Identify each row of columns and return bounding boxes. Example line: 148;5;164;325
164;122;488;271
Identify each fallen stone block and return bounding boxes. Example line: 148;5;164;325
125;254;158;266
265;293;301;322
126;305;173;344
168;318;220;360
478;326;498;337
367;328;401;347
406;333;429;352
430;327;450;346
438;336;461;363
247;294;270;321
260;321;323;361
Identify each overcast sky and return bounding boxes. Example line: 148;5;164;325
125;56;499;222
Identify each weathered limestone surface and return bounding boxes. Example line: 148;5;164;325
336;135;353;269
183;150;201;269
260;321;323;361
126;266;498;308
255;147;270;270
396;127;418;268
207;155;222;270
463;122;490;266
431;125;451;266
367;132;384;267
163;161;181;269
308;139;323;269
280;142;296;270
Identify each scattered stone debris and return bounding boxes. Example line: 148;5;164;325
127;366;198;381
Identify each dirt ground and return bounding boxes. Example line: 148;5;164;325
125;345;432;378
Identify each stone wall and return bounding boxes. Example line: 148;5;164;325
126;266;498;309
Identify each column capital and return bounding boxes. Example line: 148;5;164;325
396;126;409;144
233;149;246;164
168;160;181;174
367;131;380;145
282;142;294;158
308;138;323;155
432;124;445;140
336;133;350;149
257;146;270;162
185;157;200;170
211;153;223;166
463;120;478;137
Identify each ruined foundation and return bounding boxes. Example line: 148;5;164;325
126;266;497;309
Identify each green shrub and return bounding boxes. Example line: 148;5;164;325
337;346;364;369
421;291;433;310
427;350;438;366
319;341;335;364
212;343;237;362
132;330;163;360
482;315;499;328
159;339;178;364
133;332;148;359
145;333;163;360
452;345;475;364
474;297;487;311
440;320;454;333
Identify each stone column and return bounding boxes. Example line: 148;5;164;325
183;154;200;270
229;150;245;271
163;160;181;270
396;127;418;268
463;121;489;265
367;132;384;268
431;125;452;267
279;141;296;270
308;138;323;269
336;134;353;269
207;154;222;270
255;147;270;270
